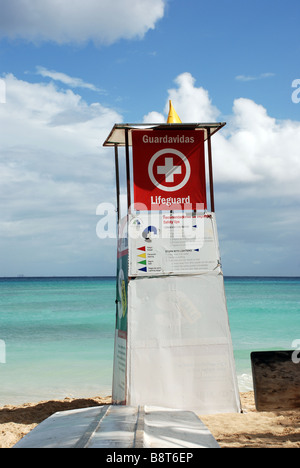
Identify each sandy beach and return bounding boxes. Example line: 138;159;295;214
0;392;299;448
201;392;300;448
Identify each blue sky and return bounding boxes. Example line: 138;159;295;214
0;0;300;277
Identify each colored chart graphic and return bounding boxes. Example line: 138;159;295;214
137;246;147;272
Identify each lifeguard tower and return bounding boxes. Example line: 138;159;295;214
103;102;241;414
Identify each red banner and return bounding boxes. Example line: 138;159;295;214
132;130;206;210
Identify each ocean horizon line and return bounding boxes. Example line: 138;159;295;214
0;275;299;280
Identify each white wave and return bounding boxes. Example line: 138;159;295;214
238;373;253;392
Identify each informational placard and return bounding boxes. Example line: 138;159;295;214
132;130;206;211
128;213;220;276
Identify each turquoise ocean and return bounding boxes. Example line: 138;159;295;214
0;276;299;406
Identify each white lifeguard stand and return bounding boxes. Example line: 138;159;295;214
103;104;241;414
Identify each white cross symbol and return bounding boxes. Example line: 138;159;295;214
148;148;191;192
157;157;182;183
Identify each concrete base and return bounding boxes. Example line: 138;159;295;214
14;405;219;449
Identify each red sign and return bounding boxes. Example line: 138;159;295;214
132;130;206;210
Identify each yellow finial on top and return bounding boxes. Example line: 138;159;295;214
167;100;182;123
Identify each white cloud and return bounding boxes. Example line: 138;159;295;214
214;97;300;196
0;73;121;275
235;72;275;82
143;73;220;124
166;73;220;122
36;67;104;93
143;111;165;123
0;0;166;45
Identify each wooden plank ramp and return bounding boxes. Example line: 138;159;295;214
14;405;219;449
